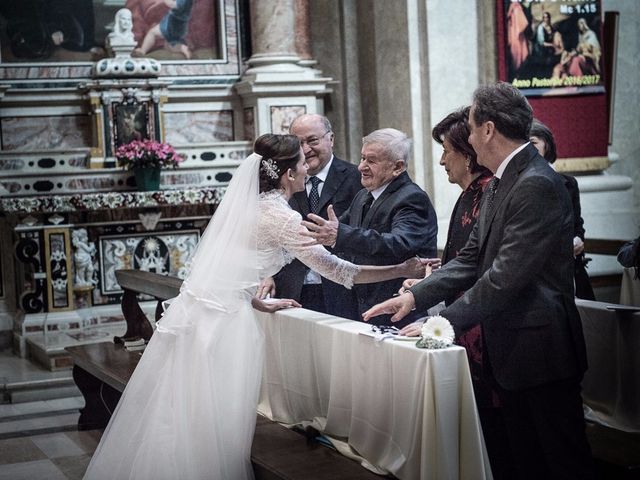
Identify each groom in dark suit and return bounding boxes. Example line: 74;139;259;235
303;128;438;327
363;83;594;479
265;114;362;319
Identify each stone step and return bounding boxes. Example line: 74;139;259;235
3;376;79;404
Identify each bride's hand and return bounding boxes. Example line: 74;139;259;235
251;297;301;313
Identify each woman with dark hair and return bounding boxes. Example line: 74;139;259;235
83;134;426;480
530;119;596;300
432;107;493;265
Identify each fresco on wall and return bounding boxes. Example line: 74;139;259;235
0;0;219;63
504;0;604;96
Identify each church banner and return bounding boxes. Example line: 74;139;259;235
504;0;604;96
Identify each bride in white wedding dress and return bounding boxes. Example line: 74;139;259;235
83;134;426;480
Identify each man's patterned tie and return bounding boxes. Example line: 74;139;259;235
308;176;321;214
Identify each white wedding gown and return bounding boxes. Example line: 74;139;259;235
83;169;359;479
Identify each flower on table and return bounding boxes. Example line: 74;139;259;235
416;315;455;349
116;140;185;170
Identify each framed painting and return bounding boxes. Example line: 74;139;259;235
114;102;150;147
503;0;604;97
0;0;240;82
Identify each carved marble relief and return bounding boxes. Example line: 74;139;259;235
99;230;199;295
44;229;73;311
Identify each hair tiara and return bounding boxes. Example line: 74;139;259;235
261;158;279;179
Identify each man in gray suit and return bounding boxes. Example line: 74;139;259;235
363;83;594;479
259;114;362;319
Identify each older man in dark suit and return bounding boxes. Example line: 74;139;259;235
258;114;362;319
303;128;438;327
364;83;594;479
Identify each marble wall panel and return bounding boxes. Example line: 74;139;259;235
1;116;92;151
99;230;200;295
164;111;234;145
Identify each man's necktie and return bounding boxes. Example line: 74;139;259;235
362;192;375;219
486;177;500;211
308;176;321;214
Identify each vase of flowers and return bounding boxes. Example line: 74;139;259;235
115;139;184;191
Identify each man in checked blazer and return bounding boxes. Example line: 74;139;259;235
302;128;438;327
363;83;594;480
260;114;362;319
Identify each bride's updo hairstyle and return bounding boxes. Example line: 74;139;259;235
254;133;301;193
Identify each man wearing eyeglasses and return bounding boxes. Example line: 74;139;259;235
258;113;362;319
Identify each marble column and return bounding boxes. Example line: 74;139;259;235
237;0;332;137
247;0;301;70
294;0;314;66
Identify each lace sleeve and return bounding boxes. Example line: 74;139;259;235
279;210;360;289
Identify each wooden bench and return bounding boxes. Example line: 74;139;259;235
66;269;384;479
113;269;181;343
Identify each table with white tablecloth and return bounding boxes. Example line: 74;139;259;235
620;267;640;306
576;298;640;433
256;308;492;480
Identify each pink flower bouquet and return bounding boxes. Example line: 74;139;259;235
116;140;185;170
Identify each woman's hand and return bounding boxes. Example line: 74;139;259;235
399;321;423;337
400;257;440;280
251;297;301;313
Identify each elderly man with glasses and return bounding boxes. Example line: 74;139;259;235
257;113;362;319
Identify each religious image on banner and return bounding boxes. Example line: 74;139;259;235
504;0;604;97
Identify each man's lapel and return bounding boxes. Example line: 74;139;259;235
361;172;410;228
353;190;370;227
316;160;343;214
478;144;535;247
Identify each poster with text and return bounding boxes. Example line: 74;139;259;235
504;0;604;96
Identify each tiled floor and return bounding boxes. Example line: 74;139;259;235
0;430;101;480
1;349;100;479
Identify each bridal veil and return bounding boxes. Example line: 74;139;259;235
84;153;265;480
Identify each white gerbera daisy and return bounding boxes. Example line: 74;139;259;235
416;315;455;349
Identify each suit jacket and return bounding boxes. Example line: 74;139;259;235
337;171;438;326
274;157;362;319
411;144;588;390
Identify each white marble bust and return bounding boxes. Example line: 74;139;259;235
108;8;136;46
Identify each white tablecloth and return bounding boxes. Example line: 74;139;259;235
256;308;492;480
576;299;640;432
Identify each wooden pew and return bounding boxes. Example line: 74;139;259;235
113;269;181;343
66;269;384;479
